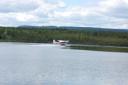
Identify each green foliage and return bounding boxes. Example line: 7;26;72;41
0;27;128;46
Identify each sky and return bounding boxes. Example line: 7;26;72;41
0;0;128;29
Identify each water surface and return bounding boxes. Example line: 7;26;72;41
0;42;128;85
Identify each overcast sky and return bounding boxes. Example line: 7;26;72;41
0;0;128;29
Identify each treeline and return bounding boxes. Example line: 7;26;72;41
0;27;128;46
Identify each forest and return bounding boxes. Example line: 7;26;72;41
0;26;128;46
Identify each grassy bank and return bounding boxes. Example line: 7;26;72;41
68;45;128;52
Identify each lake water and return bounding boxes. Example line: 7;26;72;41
0;42;128;85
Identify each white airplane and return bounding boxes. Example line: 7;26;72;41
53;40;69;45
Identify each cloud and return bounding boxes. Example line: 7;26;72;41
94;0;128;28
52;7;89;17
0;0;65;13
32;0;66;18
98;0;128;19
15;13;39;22
0;0;66;26
0;0;128;29
0;0;39;13
0;12;48;26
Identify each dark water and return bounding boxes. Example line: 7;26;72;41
0;42;128;85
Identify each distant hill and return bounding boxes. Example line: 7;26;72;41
17;26;128;32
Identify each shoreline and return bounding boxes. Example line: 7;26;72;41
0;41;128;47
68;44;128;53
0;41;128;52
